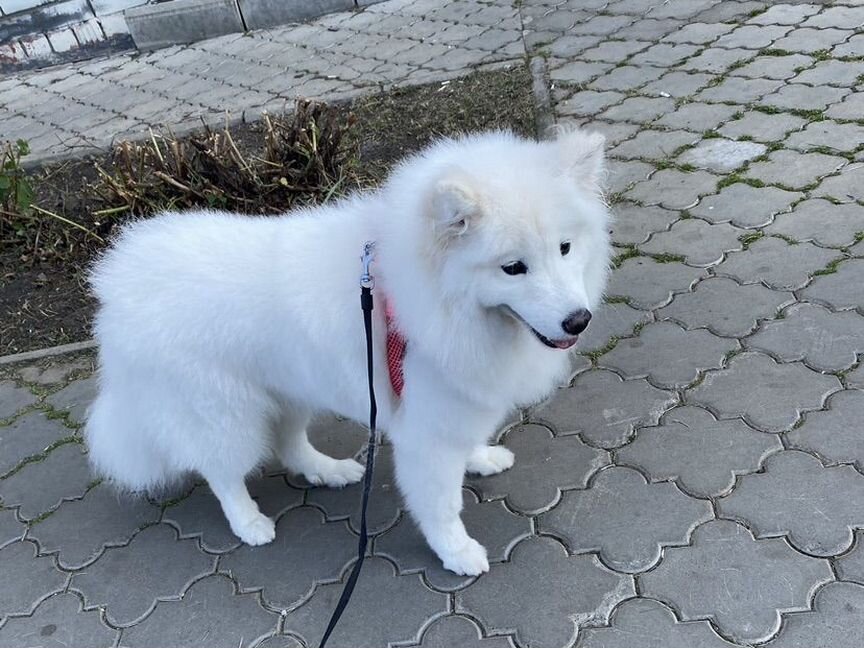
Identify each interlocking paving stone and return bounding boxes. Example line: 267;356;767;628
71;524;214;626
28;483;161;570
163;476;304;553
688;352;842;432
0;508;25;549
606;159;655;195
813;164;864;203
304;446;400;535
761;82;851;112
801;258;864;311
542;466;712;572
787;390;864;472
625;169;720;210
457;537;633;648
0;411;72;476
466;424;609;513
731;53;814;80
654;102;738;132
0;591;117;648
577;301;651;353
630;43;700;66
679;47;754;73
558;90;626;117
772;27;853;53
221;506;357;609
718;110;807;142
584;121;641;147
598;322;737;388
0;540;66;621
254;636;303;648
826;91;864;120
640;219;743;267
598;96;677;124
658;276;794;337
803;5;864;29
793;60;864;88
581;40;651;63
414;614;514;647
713;24;790;49
285;557;447;648
550;60;615;84
17;357;92;386
375;490;531;590
677;138;767;173
663;22;734;45
747;3;820;26
837;534;864;584
847;364;864;388
766;581;864;648
610;129;700;161
121;574;279;648
719;450;864;556
717;236;840;290
0;442;92;521
588;65;666;91
698;76;783;104
607;257;706;309
690;184;802;228
536;371;677;449
547;35;604;58
641;520;833;644
785;120;864;154
642;70;716;99
609;203;679;246
578;598;743;648
619;405;781;498
744;150;846;189
45;375;98;425
746;303;864;372
0;381;37;420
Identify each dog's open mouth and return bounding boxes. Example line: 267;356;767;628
501;306;579;350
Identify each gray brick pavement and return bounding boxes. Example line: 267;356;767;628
2;0;864;646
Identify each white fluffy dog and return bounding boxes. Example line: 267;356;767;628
86;130;611;576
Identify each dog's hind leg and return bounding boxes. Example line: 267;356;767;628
275;406;365;488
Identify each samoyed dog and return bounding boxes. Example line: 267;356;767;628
86;129;611;576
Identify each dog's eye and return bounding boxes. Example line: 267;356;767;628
501;261;528;276
560;241;571;256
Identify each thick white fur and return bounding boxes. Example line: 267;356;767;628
86;130;611;575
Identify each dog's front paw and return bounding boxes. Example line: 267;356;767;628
440;537;490;576
233;513;276;546
305;457;365;488
466;445;515;476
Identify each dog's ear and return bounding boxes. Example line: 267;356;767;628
430;175;482;239
556;129;606;191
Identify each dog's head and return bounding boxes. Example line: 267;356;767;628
418;129;610;350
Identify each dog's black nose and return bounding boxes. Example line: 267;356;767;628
562;309;592;336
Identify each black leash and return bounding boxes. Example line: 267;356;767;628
318;243;379;648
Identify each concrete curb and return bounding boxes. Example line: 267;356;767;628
529;56;555;142
0;340;97;366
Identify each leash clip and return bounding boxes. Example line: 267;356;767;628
360;241;376;289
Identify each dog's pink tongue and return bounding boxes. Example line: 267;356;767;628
554;338;578;349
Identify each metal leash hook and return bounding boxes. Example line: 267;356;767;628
318;241;379;648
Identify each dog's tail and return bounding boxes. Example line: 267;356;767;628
84;379;173;493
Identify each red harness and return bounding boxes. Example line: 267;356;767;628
384;297;407;397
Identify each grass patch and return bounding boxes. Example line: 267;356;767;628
582;337;619;363
604;295;633;305
717;174;764;190
702;130;721;139
811;49;832;62
738;231;764;249
760;48;793;57
648;253;686;263
812;257;845;276
612;245;641;268
769;233;799;245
